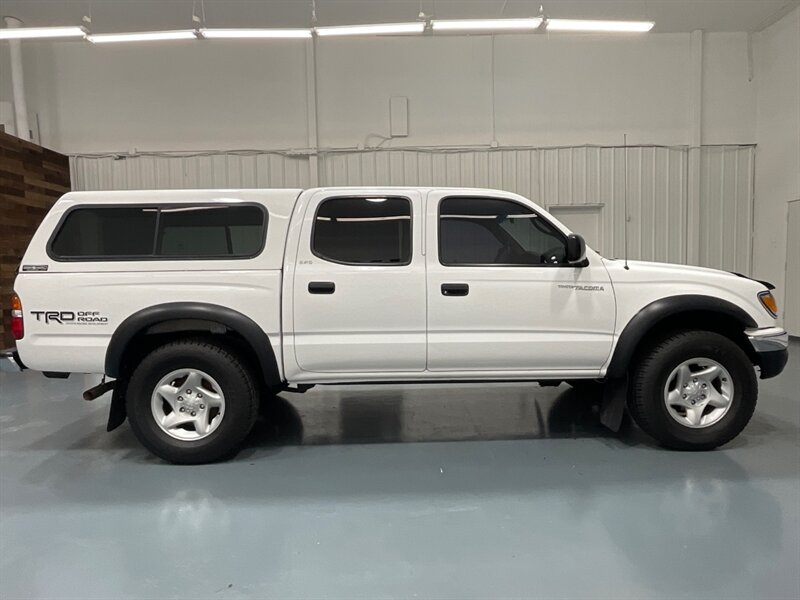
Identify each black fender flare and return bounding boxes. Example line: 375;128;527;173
105;302;282;387
606;294;757;379
599;294;757;432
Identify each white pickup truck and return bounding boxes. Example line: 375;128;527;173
2;187;788;463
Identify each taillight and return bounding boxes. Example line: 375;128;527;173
11;293;24;340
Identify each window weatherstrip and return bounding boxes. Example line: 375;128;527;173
437;195;570;268
310;195;414;267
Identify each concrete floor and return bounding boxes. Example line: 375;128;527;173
1;343;798;600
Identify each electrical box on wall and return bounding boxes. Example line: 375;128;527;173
390;96;408;137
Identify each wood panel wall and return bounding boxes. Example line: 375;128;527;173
0;132;70;348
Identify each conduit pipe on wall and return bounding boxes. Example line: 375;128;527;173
3;16;31;140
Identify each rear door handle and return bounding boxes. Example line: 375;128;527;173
308;281;335;294
441;283;469;297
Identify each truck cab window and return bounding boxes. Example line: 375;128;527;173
312;197;411;265
439;197;567;266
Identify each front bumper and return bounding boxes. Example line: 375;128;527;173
746;327;789;379
0;348;26;373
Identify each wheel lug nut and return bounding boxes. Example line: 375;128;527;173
197;393;203;399
191;411;196;416
179;407;185;412
186;389;192;395
701;395;706;400
702;384;707;388
178;396;183;402
693;378;698;382
682;394;688;399
691;400;696;405
199;404;205;409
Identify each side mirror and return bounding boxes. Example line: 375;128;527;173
566;234;587;265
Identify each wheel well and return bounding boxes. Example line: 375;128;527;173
606;295;759;381
117;322;243;374
112;319;277;393
629;310;756;368
105;303;283;393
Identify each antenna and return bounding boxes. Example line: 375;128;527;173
623;133;630;270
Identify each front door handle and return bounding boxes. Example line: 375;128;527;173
308;281;335;294
441;283;469;297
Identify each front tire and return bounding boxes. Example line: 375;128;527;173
628;331;757;450
126;339;259;464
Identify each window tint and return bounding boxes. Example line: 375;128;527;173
157;206;264;258
50;207;157;258
439;198;567;266
50;204;266;260
313;197;411;265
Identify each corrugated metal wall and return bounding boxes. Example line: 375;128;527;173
70;144;754;274
70;152;312;191
698;146;755;274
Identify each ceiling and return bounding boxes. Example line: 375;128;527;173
0;0;798;34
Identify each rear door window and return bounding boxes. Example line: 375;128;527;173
312;197;412;265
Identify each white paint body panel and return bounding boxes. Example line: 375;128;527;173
12;187;776;383
15;189;298;376
424;190;615;374
290;189;426;372
16;271;283;375
602;258;775;338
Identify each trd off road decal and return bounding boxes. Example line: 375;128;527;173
557;284;606;292
30;311;109;325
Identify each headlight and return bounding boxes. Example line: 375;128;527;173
758;290;778;318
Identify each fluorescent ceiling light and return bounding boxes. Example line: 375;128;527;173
432;18;543;32
546;19;654;32
315;22;425;37
0;26;85;40
87;30;198;43
201;28;311;39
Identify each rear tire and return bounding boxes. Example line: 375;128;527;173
126;339;258;464
628;330;757;450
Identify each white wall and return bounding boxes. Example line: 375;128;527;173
35;40;310;152
752;7;800;331
317;35;493;148
6;25;796;307
702;32;757;144
494;34;693;147
0;41;53;141
0;31;757;154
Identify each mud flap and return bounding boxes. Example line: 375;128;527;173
600;376;628;432
106;381;128;432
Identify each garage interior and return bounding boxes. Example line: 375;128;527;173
1;1;799;598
